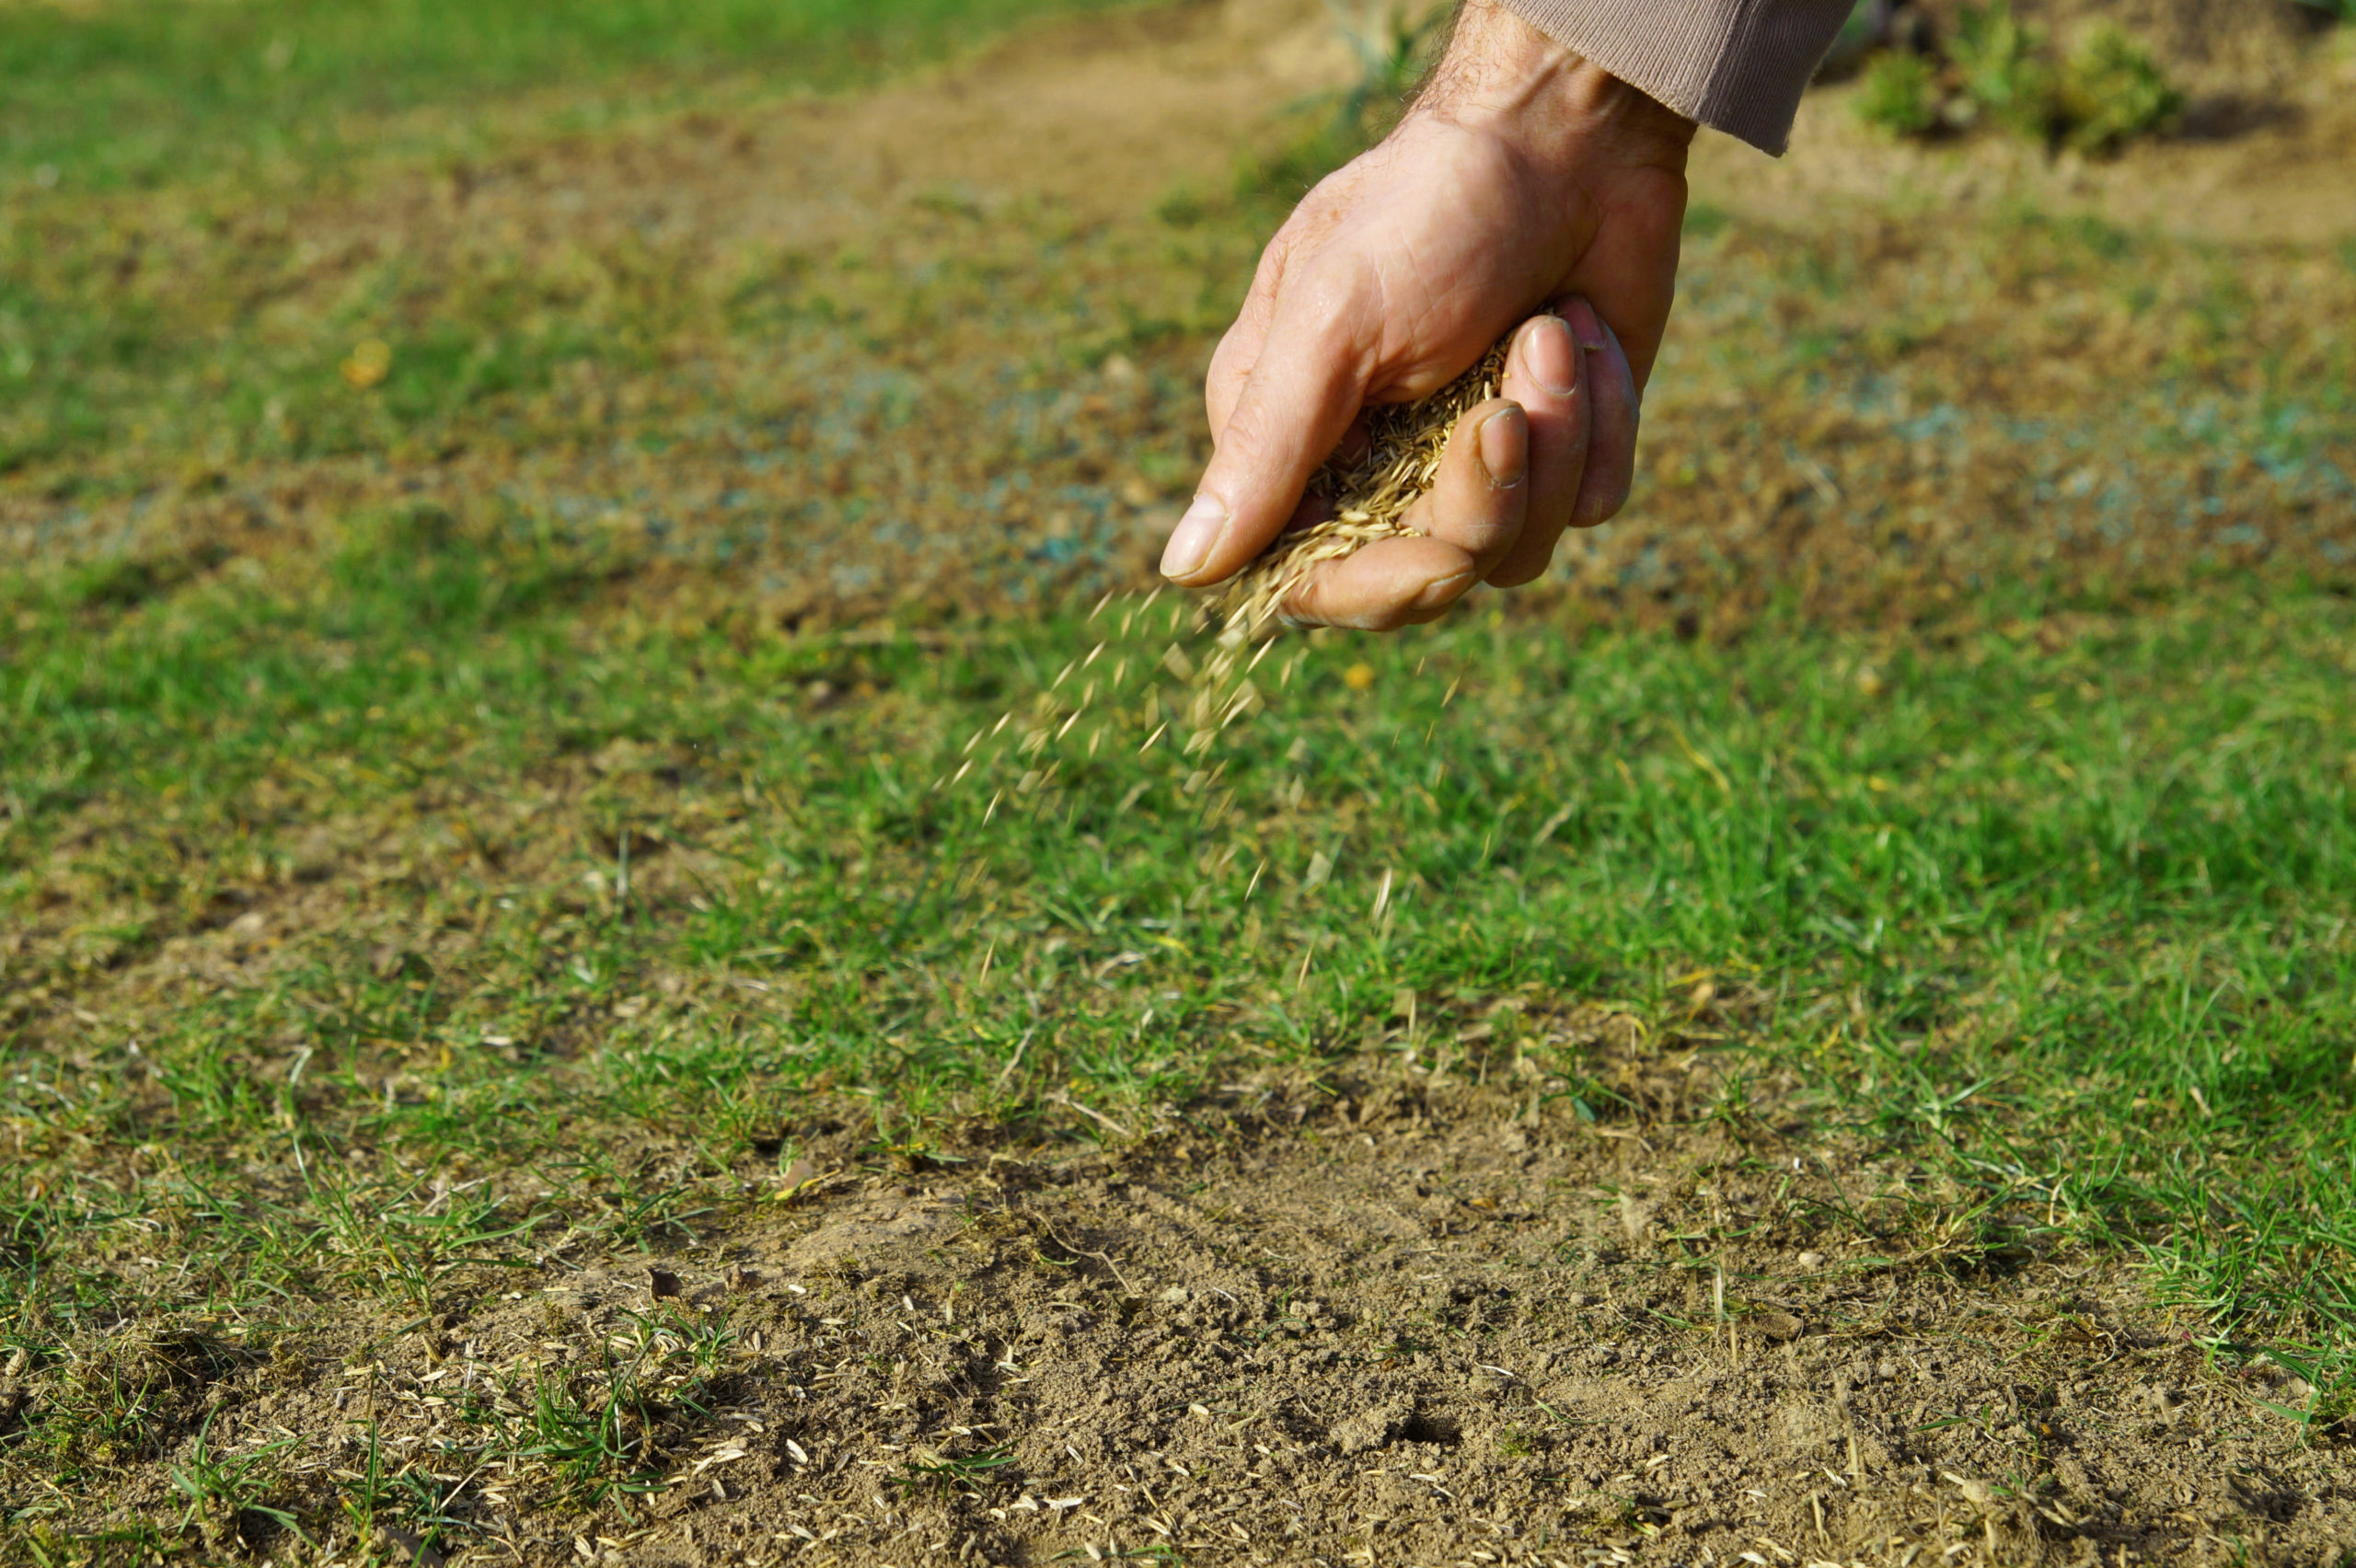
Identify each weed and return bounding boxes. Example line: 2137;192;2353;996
2058;25;2182;152
895;1444;1018;1495
1851;4;2181;152
337;1424;389;1553
169;1412;307;1552
1854;50;1943;137
1949;3;2056;137
455;1307;737;1510
306;1167;549;1314
1324;1;1449;135
510;1366;672;1506
1233;2;1448;204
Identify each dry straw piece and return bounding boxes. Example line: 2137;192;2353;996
1218;335;1513;637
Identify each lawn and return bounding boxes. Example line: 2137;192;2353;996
0;0;1153;191
3;0;2354;1562
9;512;2356;1343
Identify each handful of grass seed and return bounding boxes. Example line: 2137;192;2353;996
944;337;1514;813
1218;336;1513;637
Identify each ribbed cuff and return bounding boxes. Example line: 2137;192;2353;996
1493;0;1854;156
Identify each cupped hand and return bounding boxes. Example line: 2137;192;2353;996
1161;0;1696;628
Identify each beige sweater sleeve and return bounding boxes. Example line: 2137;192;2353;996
1493;0;1854;155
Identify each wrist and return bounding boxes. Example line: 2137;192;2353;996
1416;0;1696;173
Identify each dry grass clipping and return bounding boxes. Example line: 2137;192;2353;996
1218;335;1513;637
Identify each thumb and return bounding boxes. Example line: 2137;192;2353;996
1162;308;1366;587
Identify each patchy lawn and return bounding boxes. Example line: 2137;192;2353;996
2;1;2353;1562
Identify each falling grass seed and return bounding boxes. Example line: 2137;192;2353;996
956;335;1516;810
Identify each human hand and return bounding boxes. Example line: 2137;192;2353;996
1160;0;1696;628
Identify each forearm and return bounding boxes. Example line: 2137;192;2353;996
1420;0;1700;174
1482;0;1854;155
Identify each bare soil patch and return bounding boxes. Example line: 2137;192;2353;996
17;1054;2347;1565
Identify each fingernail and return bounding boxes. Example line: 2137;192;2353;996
1160;494;1226;580
1414;569;1476;613
1563;297;1607;353
1522;315;1577;398
1477;407;1527;490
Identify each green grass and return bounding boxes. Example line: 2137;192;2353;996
0;0;1149;192
4;518;2352;1422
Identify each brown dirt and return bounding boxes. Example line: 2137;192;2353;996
26;1049;2350;1566
639;1084;2356;1567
